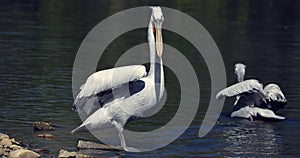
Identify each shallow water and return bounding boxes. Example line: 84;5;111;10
0;0;300;157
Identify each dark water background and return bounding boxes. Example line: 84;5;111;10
0;0;300;157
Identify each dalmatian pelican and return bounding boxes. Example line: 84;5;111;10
71;7;165;152
216;63;287;121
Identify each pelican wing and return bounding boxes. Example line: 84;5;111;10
231;106;285;120
216;79;266;99
253;107;285;120
77;65;146;99
73;65;146;115
264;84;287;103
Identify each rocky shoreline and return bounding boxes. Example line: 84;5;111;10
1;132;124;158
1;122;124;158
0;133;40;158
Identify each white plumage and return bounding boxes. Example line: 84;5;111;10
77;65;146;99
234;63;246;83
216;79;266;100
216;63;287;121
73;65;147;115
71;7;165;152
231;106;285;121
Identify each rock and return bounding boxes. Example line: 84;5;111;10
3;150;10;157
9;149;40;158
58;149;77;158
0;134;43;158
58;149;94;158
32;148;49;154
10;138;15;142
10;138;21;145
33;121;55;131
0;147;5;155
0;138;12;147
76;153;94;158
9;145;21;150
0;133;9;139
4;148;10;152
37;133;54;139
9;145;23;151
77;140;122;151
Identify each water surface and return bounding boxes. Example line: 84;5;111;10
0;0;300;157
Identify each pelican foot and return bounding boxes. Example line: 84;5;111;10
123;146;140;152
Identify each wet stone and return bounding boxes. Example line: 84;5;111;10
77;140;122;151
9;145;23;151
58;149;94;158
58;149;77;158
32;148;50;153
0;133;9;140
33;121;55;131
9;149;40;158
10;138;21;145
0;148;5;155
37;133;54;139
0;138;12;147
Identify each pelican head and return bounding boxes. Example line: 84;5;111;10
234;63;246;82
150;6;164;58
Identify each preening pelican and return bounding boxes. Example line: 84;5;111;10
71;7;165;152
216;63;287;121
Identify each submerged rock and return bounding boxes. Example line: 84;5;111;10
33;121;55;131
9;149;40;158
37;133;55;139
77;140;122;151
31;148;50;156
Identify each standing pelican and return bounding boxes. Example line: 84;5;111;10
71;7;165;152
216;63;287;121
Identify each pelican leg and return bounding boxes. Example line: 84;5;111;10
249;115;254;122
111;120;140;152
118;127;126;148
